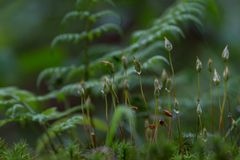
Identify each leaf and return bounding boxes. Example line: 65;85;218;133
106;106;136;146
62;10;119;24
51;23;122;47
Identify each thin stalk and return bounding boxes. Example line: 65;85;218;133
111;92;117;110
197;73;203;134
111;86;119;105
198;115;203;134
154;95;159;141
123;74;131;106
219;81;227;132
167;91;172;138
197;73;200;101
139;75;147;108
90;131;97;148
104;94;109;121
215;85;221;133
168;51;175;78
81;96;92;145
110;85;125;139
168;51;182;152
124;89;130;105
176;110;182;153
209;73;214;132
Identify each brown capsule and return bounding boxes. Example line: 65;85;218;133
148;124;156;130
159;119;165;126
163;109;173;117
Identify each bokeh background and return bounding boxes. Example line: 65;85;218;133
0;0;240;146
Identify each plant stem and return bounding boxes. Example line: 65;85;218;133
111;92;117;110
197;73;203;134
209;73;214;132
139;75;147;108
104;94;109;121
168;51;182;152
167;91;172;138
90;131;97;148
219;81;227;132
123;72;131;106
154;94;159;141
124;89;130;105
168;51;175;78
176;110;182;153
197;73;200;100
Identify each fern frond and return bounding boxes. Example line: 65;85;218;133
0;87;35;101
36;114;107;152
62;10;119;24
76;0;115;7
133;1;205;41
52;23;122;47
143;55;169;68
37;66;75;88
44;0;207;88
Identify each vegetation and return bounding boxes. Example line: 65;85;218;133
0;0;240;159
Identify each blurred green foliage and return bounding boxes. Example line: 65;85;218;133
0;0;240;159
